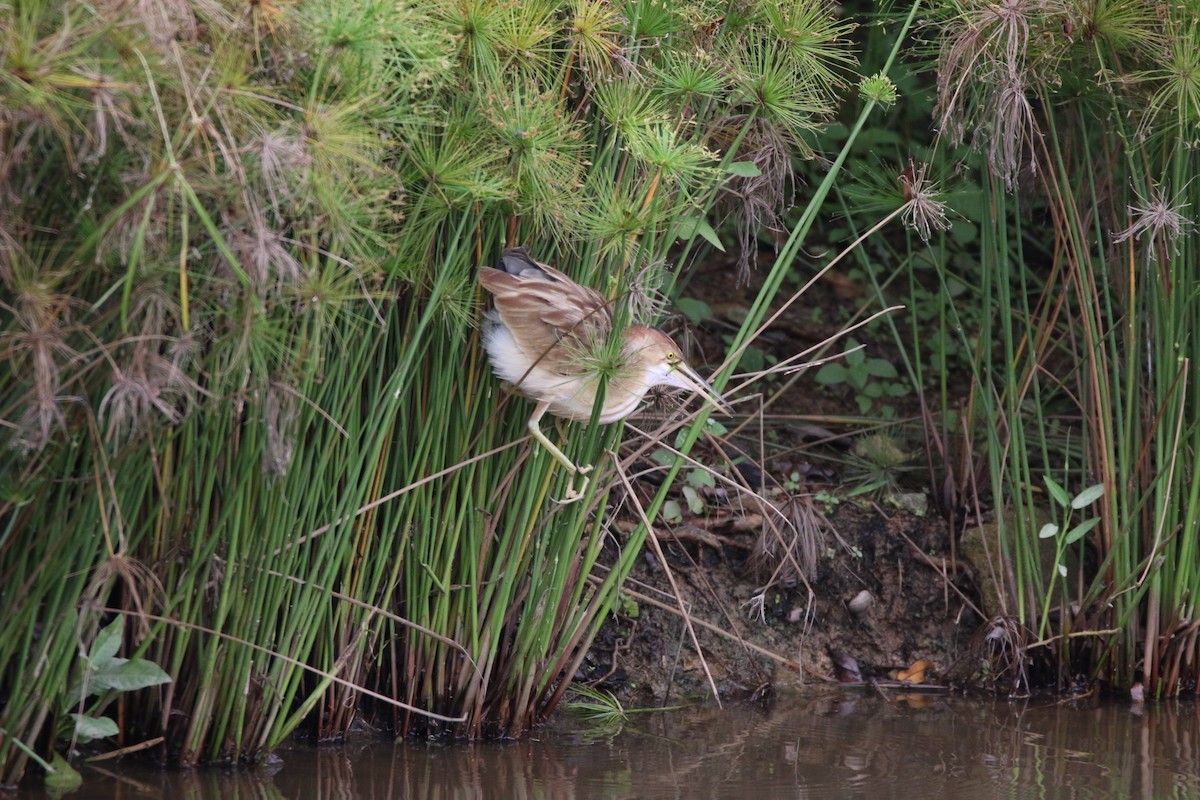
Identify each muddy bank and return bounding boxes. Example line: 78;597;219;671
583;500;983;705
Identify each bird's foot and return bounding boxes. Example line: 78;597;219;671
555;464;594;505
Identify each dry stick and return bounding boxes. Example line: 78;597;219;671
85;737;165;763
270;379;350;438
725;305;905;409
621;419;807;585
100;607;467;723
276;438;525;554
1026;628;1122;650
625;406;822;601
624;418;786;513
624;422;815;600
610;458;724;707
659;512;782;685
259;566;479;672
700;210;907;445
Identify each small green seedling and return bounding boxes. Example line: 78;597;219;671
1036;475;1105;639
816;338;908;417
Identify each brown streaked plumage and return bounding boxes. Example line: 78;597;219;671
479;246;727;501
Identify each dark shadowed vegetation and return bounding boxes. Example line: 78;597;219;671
768;0;1200;700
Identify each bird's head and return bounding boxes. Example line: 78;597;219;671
629;327;730;413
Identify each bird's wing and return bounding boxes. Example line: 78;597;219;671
498;247;545;277
479;265;613;371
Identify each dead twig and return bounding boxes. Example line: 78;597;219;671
611;455;724;708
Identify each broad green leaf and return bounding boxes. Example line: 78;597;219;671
1038;523;1059;539
951;220;978;245
815;363;848;385
83;658;126;696
72;713;118;743
865;359;898;379
685;468;716;489
1070;483;1105;510
44;753;82;792
661;500;683;524
736;346;767;373
650;448;675;465
704;418;728;436
682;485;704;515
727;161;761;177
1043;475;1070;508
848;364;869;389
89;616;123;665
88;657;172;694
675;296;712;325
1065;517;1101;545
677;215;724;251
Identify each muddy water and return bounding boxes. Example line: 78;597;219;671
26;693;1200;799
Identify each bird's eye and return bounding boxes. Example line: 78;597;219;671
665;352;678;363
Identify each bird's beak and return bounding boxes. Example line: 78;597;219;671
670;362;732;415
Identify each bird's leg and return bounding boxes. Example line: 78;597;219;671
527;401;593;502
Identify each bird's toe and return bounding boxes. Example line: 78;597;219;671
556;473;591;504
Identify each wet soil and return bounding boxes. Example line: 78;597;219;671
582;250;986;704
584;502;981;704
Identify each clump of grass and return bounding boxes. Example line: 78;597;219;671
902;0;1200;694
0;0;866;785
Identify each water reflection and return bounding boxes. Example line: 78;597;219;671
30;693;1200;799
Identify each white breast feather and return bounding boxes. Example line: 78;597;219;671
483;317;653;423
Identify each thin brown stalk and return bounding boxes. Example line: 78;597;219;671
85;737;166;763
275;438;525;553
101;608;467;723
717;205;907;378
610;456;723;707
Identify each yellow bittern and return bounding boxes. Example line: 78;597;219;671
479;247;727;501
